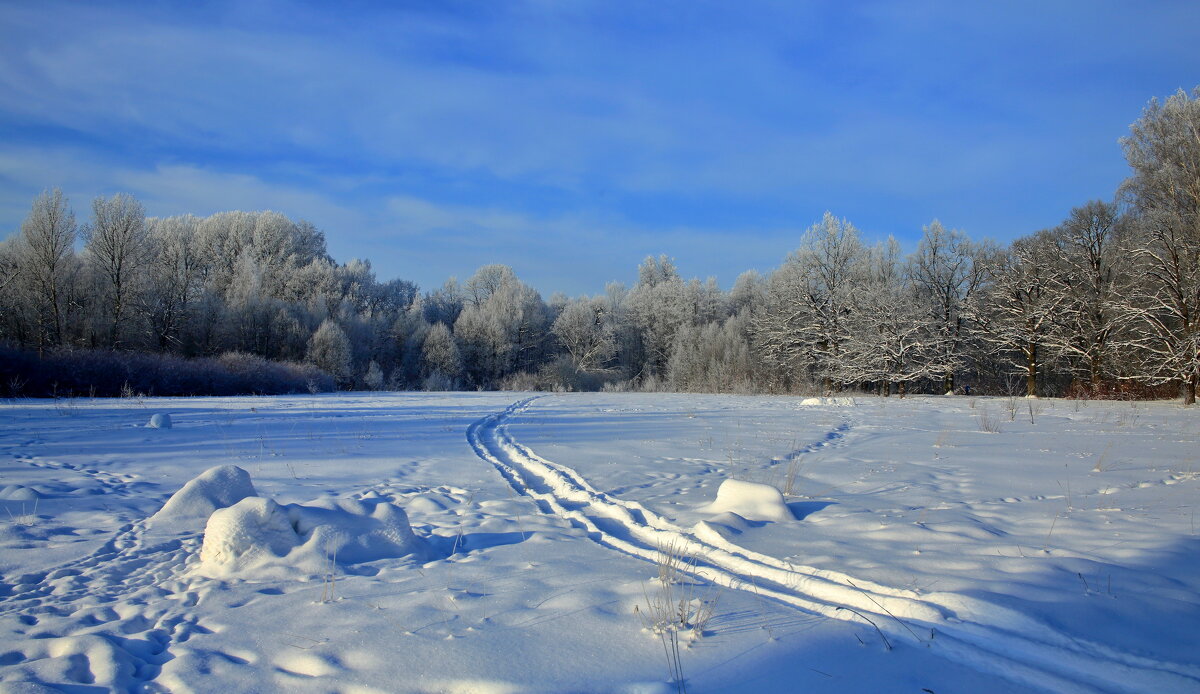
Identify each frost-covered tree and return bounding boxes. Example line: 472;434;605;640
729;269;766;317
843;239;934;396
391;299;432;388
1045;200;1133;392
83;193;151;348
424;277;465;326
627;255;690;378
454;270;549;386
306;319;353;386
907;220;989;393
420;321;463;387
974;232;1066;397
465;264;517;308
552;297;616;371
667;315;754;393
0;237;20;294
757;213;865;391
363;360;385;390
1120;87;1200;404
144;215;203;351
14;189;78;352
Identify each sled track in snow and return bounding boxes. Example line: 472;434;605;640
468;396;1200;694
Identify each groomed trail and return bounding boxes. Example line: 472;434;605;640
467;396;1200;694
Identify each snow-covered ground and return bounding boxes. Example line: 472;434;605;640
1;392;1197;693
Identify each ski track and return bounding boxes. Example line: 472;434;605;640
2;452;207;690
467;396;1200;694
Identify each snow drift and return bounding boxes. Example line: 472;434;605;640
0;484;42;501
150;464;257;527
698;478;794;522
196;494;426;577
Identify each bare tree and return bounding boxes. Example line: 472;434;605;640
144;215;203;351
757;212;865;392
552;297;616;371
1045;200;1132;393
1120;87;1200;404
0;238;19;294
83;193;151;348
908;220;989;393
465;264;517;308
843;238;935;396
974;232;1066;397
15;189;77;353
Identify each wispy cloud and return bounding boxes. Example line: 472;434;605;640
2;1;1198;294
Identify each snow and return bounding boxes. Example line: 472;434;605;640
198;496;299;570
150;464;257;527
146;413;172;429
1;392;1198;693
0;485;40;502
698;479;794;522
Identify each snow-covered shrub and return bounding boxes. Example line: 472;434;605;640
363;360;385;390
498;370;542;392
422;371;456;392
306;319;353;386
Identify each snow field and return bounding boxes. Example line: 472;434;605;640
0;392;1197;692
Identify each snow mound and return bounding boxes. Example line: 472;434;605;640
0;484;42;501
196;495;426;577
199;497;299;566
698;479;794;522
150;465;257;525
799;397;856;407
692;511;757;543
287;496;424;565
147;412;172;428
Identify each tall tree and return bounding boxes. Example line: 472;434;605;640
627;255;690;378
552;297;616;372
144;215;203;351
84;193;150;348
1120;87;1200;404
843;239;934;396
757;213;865;392
1045;200;1132;392
975;232;1065;397
15;189;77;352
907;220;989;393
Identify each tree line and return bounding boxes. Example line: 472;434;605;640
2;88;1197;403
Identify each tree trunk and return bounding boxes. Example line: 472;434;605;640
898;380;907;399
1025;343;1037;398
943;372;954;395
1187;373;1197;406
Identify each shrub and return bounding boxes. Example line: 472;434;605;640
0;344;335;398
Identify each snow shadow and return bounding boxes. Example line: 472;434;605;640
786;500;837;520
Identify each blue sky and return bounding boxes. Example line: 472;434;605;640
2;1;1198;296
